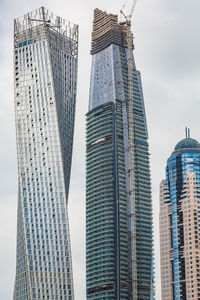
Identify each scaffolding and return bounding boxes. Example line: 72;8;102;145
14;7;78;56
91;8;128;54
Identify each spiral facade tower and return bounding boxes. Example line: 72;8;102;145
13;7;78;300
86;8;154;300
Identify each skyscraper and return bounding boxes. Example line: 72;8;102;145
13;7;78;300
160;130;200;299
86;8;153;299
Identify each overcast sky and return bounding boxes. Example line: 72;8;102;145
0;0;200;299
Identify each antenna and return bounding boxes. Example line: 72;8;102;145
185;127;188;139
188;128;190;138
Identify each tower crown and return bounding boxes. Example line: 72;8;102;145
171;137;200;156
175;138;200;151
91;8;129;54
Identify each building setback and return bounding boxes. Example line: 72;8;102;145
13;7;78;300
86;8;154;299
160;133;200;299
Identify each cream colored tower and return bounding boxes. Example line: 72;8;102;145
160;136;200;299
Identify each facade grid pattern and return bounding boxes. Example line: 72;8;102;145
86;9;154;300
160;138;200;299
13;7;78;300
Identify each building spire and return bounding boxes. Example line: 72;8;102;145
185;127;191;139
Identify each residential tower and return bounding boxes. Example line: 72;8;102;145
86;8;153;299
160;131;200;299
13;7;78;300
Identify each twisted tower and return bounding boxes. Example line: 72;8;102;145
13;7;78;300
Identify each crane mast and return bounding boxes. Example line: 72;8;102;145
127;21;137;300
120;0;138;298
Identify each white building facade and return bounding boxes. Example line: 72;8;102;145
13;7;78;300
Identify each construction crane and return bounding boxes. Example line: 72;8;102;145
120;0;138;299
121;0;138;25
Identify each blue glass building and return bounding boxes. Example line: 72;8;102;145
86;8;154;299
160;133;200;299
13;7;78;300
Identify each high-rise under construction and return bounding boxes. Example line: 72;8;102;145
86;8;154;299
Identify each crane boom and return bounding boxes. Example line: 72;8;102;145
130;0;138;19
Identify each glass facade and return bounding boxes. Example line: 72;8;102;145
13;7;78;300
160;137;200;299
86;9;153;300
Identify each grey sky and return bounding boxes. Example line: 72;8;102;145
0;0;200;299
